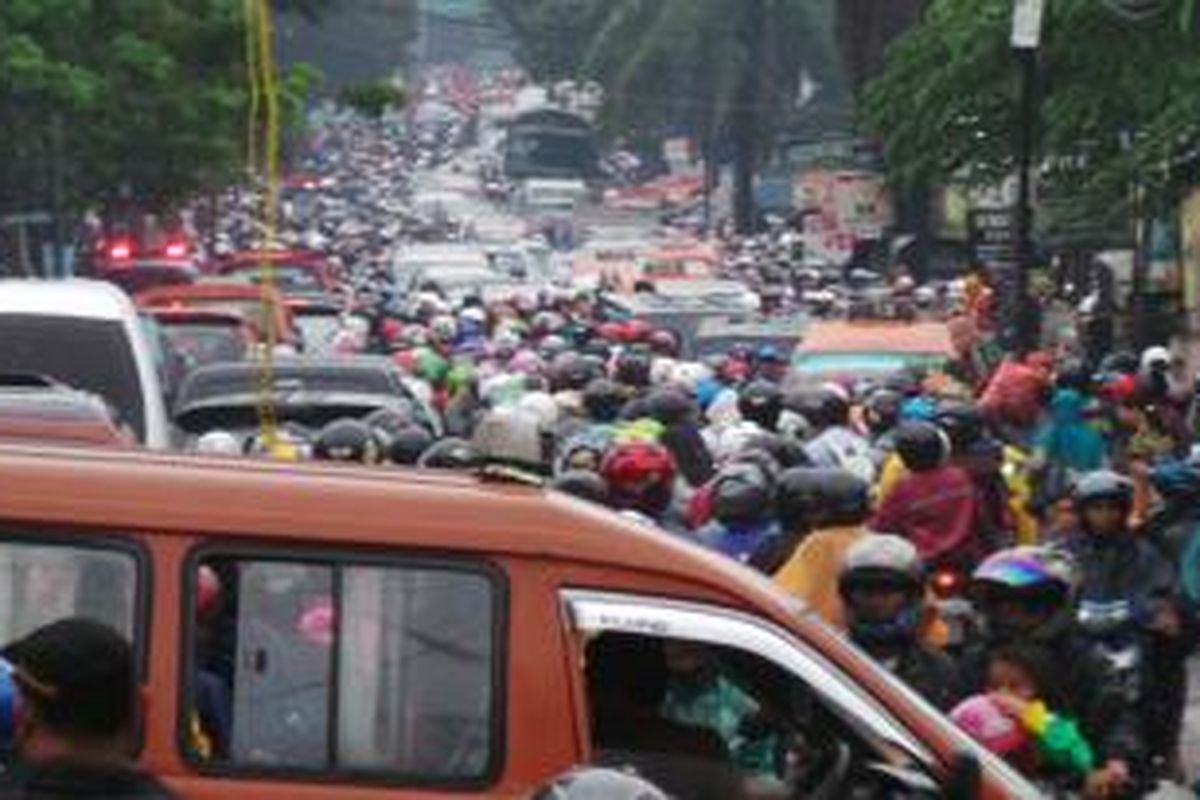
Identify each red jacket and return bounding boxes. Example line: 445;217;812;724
871;465;979;567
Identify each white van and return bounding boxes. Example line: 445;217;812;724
0;279;170;448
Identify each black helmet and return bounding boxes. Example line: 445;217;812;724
893;421;948;472
364;404;415;437
552;469;610;505
741;432;811;470
612;351;652;388
550;352;601;393
863;387;902;435
639;388;699;427
1098;351;1139;375
387;424;434;465
1072;470;1134;514
785;385;849;429
738;380;783;431
711;463;774;526
776;467;871;530
313;418;381;464
582;378;627;423
416;437;481;470
934;401;984;454
532;767;669;800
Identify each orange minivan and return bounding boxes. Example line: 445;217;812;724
0;444;1038;799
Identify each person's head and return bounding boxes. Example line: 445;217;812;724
934;401;985;456
893;421;950;473
313;418;382;465
839;535;925;647
1149;457;1200;506
581;378;627;424
386;424;435;465
737;380;784;431
416;437;481;471
971;546;1078;642
600;441;677;518
2;619;139;761
552;469;609;505
1072;470;1133;536
710;462;774;527
985;644;1060;706
863;388;902;437
775;467;871;532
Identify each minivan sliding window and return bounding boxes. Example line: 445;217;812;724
0;538;139;652
185;552;501;786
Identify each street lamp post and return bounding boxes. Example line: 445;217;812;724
1011;0;1045;354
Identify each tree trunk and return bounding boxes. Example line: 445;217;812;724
733;0;766;234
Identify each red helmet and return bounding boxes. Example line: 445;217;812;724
601;441;677;517
596;322;624;342
380;318;405;345
621;319;654;343
196;565;221;621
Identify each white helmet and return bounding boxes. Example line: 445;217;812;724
193;430;243;456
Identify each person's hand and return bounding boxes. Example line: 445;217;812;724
1150;604;1182;638
1083;760;1129;799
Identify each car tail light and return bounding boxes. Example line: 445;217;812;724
930;568;965;599
109;240;133;260
164;241;188;258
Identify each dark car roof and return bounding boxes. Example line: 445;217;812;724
174;357;406;411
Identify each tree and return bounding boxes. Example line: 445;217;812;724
863;0;1200;224
490;0;606;81
339;79;407;118
0;0;319;221
494;0;841;232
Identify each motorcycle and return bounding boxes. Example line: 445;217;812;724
1076;598;1144;706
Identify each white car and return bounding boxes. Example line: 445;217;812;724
0;279;170;448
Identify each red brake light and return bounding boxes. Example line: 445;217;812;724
931;569;963;598
165;242;187;258
109;241;133;260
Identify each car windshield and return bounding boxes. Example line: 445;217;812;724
172;299;271;332
233;264;324;295
293;313;342;355
162;322;248;368
0;315;145;441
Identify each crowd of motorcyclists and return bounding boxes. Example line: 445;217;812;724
0;69;1170;799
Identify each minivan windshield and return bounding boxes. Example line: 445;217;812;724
0;315;145;441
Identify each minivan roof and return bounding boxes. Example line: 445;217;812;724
0;443;789;613
0;279;134;321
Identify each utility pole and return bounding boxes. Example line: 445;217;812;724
1011;0;1045;354
732;0;766;235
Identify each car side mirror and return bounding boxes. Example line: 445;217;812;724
945;751;981;800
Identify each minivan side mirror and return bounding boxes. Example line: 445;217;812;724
945;751;981;800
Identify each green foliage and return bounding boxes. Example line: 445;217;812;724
0;0;321;215
495;0;839;144
490;0;606;81
338;79;406;118
863;0;1200;219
